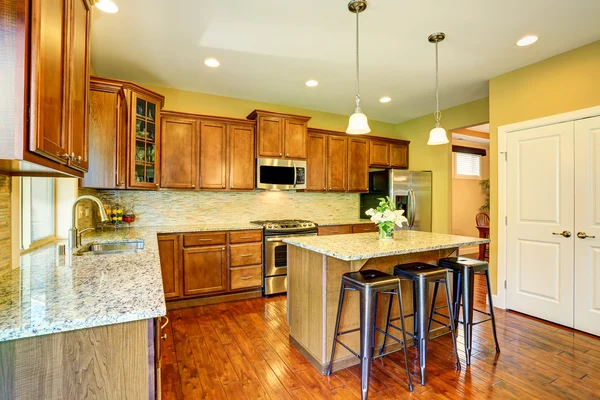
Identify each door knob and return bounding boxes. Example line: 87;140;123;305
577;232;596;239
552;230;571;238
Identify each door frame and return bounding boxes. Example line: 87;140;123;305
496;105;600;310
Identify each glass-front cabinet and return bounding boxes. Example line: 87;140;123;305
129;91;162;189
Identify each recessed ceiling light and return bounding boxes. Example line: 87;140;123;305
204;58;220;68
517;35;538;47
305;80;318;87
379;96;391;103
95;0;118;13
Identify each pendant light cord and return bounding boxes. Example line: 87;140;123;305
355;9;360;110
434;40;441;125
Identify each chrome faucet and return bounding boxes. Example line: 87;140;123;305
68;195;109;249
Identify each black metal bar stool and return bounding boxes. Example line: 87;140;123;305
437;257;500;365
327;270;413;399
382;262;461;386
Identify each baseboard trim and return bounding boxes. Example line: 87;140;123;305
488;294;506;310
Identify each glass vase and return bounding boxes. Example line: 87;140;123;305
378;225;394;241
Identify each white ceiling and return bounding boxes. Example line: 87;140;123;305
452;133;490;145
467;123;490;133
90;0;600;123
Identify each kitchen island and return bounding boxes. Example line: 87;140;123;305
283;230;490;373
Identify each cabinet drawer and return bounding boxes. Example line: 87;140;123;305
317;225;352;236
230;266;262;290
352;224;378;233
230;243;263;267
183;232;227;247
230;230;263;244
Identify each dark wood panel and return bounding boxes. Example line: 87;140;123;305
199;120;227;190
158;234;182;299
351;224;378;233
347;137;369;192
228;124;255;190
326;136;347;192
183;246;228;296
284;119;307;159
161;117;198;189
306;133;327;191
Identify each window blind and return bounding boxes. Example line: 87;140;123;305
455;152;481;177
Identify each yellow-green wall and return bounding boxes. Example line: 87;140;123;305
395;97;489;234
488;40;600;294
145;85;400;137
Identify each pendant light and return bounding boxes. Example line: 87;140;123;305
427;32;449;145
346;0;370;135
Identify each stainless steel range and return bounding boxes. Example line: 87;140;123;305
250;219;317;295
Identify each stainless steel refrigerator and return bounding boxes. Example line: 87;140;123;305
359;170;432;231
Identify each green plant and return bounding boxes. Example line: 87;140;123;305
364;196;408;237
479;178;490;212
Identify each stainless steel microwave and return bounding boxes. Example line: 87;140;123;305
256;158;307;190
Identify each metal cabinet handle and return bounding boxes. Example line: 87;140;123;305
161;333;167;340
73;155;82;163
240;254;253;257
577;232;596;239
239;236;252;239
119;181;125;186
552;230;572;238
240;276;253;280
192;184;195;188
59;153;71;161
196;239;213;242
155;183;159;187
160;316;169;330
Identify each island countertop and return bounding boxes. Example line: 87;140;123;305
283;230;490;261
0;223;261;343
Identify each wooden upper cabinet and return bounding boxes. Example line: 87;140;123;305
284;119;307;159
228;124;255;190
82;80;127;189
256;116;283;157
183;245;228;296
161;116;198;189
129;91;162;189
306;132;327;191
369;140;391;166
247;110;311;159
390;143;409;168
65;0;91;172
327;136;348;191
29;0;70;164
348;138;369;192
199;120;228;190
158;234;182;299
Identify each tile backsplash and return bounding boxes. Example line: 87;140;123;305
78;189;359;228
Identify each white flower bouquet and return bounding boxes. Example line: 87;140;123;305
365;196;408;240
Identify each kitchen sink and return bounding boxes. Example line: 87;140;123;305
74;240;144;256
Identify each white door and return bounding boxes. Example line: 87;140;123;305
574;116;600;336
506;122;575;327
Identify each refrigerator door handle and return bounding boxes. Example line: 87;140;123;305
409;188;416;228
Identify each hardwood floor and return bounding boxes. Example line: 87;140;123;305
161;274;600;399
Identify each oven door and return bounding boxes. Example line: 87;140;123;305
257;158;307;190
265;233;316;277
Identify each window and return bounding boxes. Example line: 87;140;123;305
21;177;56;250
454;152;481;179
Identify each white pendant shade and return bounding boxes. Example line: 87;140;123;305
95;0;118;13
427;126;449;145
346;111;371;135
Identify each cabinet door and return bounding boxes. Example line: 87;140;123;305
327;136;347;192
158;234;182;299
369;140;390;166
161;117;198;189
183;245;227;296
348;138;369;192
257;116;283;157
29;0;69;163
229;124;255;190
284;119;307;159
318;225;352;236
130;92;161;189
306;133;327;191
65;0;90;172
390;143;408;168
199;120;227;189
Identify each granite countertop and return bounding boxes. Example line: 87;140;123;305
315;218;373;226
283;230;490;261
0;223;261;343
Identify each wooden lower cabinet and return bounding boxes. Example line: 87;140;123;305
183;245;228;296
318;225;352;236
230;265;262;290
157;234;181;299
0;319;158;399
352;224;378;233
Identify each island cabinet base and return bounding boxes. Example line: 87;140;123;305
287;246;457;374
0;319;157;400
